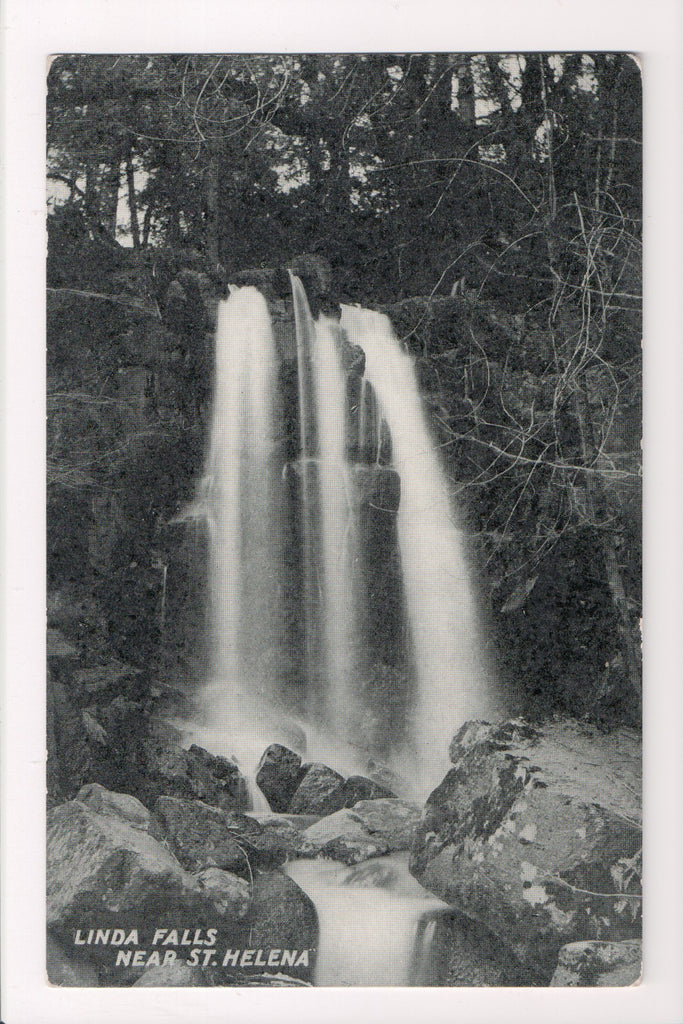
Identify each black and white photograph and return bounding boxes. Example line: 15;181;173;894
2;2;683;1022
44;49;643;989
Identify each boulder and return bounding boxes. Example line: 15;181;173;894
253;815;318;858
136;738;248;812
305;799;422;865
66;701;248;813
305;810;391;865
352;799;423;848
550;939;641;987
48;800;202;928
255;744;304;812
152;796;287;875
343;775;395;806
410;718;642;980
248;869;318;951
217;811;296;868
75;783;151;831
288;763;347;816
217;869;317;986
47;794;252;985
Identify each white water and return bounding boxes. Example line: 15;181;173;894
290;275;317;682
192;287;282;782
286;854;452;986
311;314;360;742
341;305;496;791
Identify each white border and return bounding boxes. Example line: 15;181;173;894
3;2;682;1022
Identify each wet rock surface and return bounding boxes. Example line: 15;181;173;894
410;718;642;980
288;762;347;815
342;774;396;806
255;743;304;812
304;798;423;865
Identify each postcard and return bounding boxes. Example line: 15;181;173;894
3;2;682;1023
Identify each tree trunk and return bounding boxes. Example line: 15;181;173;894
141;203;154;249
100;146;123;238
125;150;141;250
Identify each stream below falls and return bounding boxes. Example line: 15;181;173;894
284;852;453;986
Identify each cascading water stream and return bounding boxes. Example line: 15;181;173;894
285;854;453;986
188;286;284;787
290;275;318;688
341;305;497;792
311;314;360;743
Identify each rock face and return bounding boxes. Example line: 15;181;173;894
305;799;423;865
255;744;304;812
410;719;642;980
550;939;641;987
288;763;347;815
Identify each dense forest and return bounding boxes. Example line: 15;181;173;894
46;53;642;733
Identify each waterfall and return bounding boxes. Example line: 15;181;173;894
192;286;283;784
185;279;495;800
340;304;496;789
169;278;500;986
